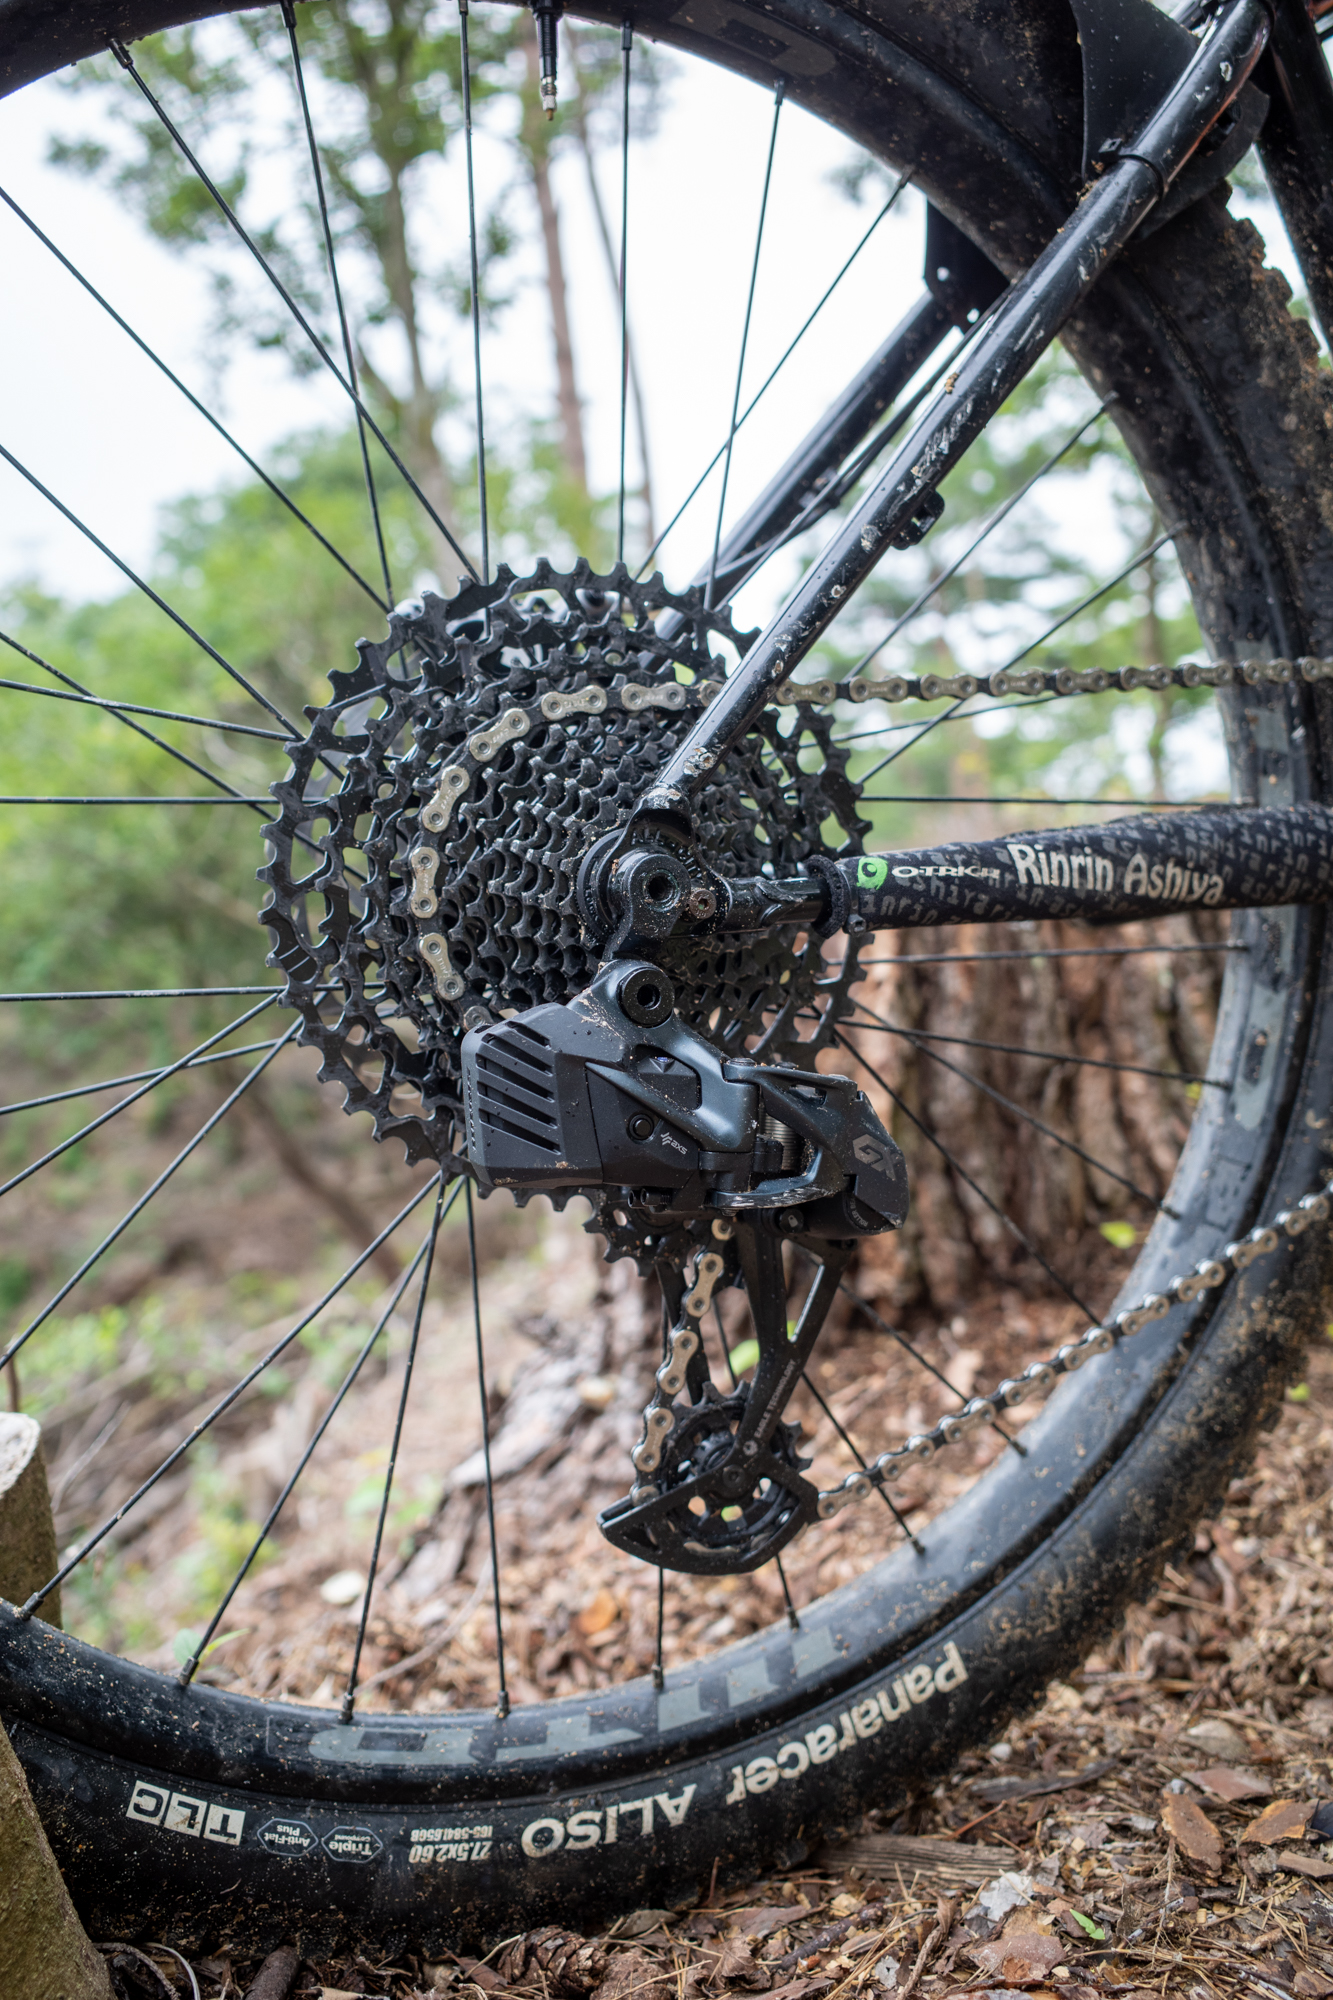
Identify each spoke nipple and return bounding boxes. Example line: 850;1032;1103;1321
540;75;558;118
338;1695;356;1725
652;1663;665;1692
495;1688;512;1722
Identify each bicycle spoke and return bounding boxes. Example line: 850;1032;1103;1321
0;665;286;740
0;1039;282;1119
706;81;783;608
0;183;386;612
0;794;272;804
833;1028;1094;1316
854;941;1246;967
0;440;299;733
3;597;361;888
466;1179;509;1719
854;793;1213;809
849;998;1170;1210
637;184;907;582
850;526;1180;779
617;19;632;566
342;1179;447;1721
0;995;280;1200
800;1366;926;1550
109;36;479;581
0;1020;299;1377
1;631;284;809
653;1568;665;1691
178;1219;443;1687
17;1168;443;1619
0;985;370;1001
460;0;490;584
845;1011;1226;1087
848;400;1109;681
282;0;392;605
772;1556;800;1630
828;1284;1028;1465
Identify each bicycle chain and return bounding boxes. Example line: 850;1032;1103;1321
626;1170;1333;1528
812;1169;1333;1516
773;655;1333;709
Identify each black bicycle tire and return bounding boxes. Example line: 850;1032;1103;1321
3;0;1333;1957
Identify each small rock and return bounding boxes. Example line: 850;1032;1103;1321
1184;1718;1251;1764
973;1872;1035;1923
318;1569;366;1607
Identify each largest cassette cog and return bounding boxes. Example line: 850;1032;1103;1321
260;560;870;1240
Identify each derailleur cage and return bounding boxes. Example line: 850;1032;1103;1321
459;966;909;1571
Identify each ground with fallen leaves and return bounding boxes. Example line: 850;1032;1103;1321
94;1333;1333;2000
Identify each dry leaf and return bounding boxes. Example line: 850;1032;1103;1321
692;1938;771;1992
1280;1850;1333;1880
764;1982;834;2000
1186;1764;1271;1801
1294;1973;1333;1997
1241;1798;1315;1845
730;1906;809;1940
593;1949;674;2000
1160;1793;1223;1870
454;1961;503;1992
575;1587;621;1636
971;1934;1068;1983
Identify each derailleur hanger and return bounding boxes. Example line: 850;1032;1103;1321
576;827;720;954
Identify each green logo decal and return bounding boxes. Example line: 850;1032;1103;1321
856;857;889;889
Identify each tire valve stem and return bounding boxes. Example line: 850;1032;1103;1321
531;0;560;117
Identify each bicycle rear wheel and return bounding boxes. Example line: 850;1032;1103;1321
1;0;1332;1956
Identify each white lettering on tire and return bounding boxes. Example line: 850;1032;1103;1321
725;1641;970;1808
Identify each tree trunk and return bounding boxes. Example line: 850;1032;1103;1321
566;27;656;545
0;1720;112;2000
521;17;589;495
0;1413;61;1626
845;914;1226;1318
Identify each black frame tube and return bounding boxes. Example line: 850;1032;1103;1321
627;0;1271;836
713;805;1333;935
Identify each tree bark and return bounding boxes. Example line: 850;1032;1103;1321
0;1413;61;1627
0;1718;113;2000
566;26;656;544
846;914;1225;1317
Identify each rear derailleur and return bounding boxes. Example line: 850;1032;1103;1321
459;957;908;1573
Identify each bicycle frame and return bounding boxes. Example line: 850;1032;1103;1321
594;0;1333;952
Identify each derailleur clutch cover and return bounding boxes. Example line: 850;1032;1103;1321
461;958;908;1234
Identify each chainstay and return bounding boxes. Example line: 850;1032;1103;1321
814;1169;1333;1516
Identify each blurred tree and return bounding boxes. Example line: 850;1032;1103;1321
46;2;665;576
